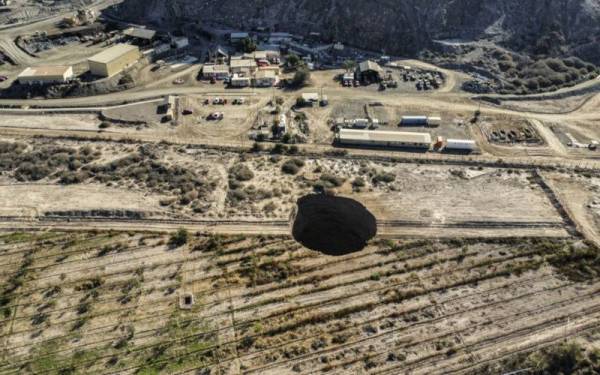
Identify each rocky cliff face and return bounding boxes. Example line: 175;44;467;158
116;0;600;62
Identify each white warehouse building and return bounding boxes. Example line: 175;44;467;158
17;66;74;85
338;129;432;149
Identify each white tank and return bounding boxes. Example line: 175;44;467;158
446;139;476;151
427;117;441;126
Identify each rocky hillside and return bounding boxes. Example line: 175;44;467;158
116;0;600;63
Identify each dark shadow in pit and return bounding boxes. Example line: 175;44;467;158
292;194;377;256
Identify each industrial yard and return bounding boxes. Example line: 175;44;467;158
0;1;599;374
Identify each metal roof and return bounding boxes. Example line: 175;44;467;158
123;27;156;40
302;93;319;101
230;59;257;68
230;32;249;39
18;66;72;78
339;129;432;144
255;70;276;78
203;64;229;73
358;60;383;73
88;44;139;64
446;139;476;145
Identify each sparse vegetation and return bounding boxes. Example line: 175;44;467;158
476;341;600;374
281;158;305;175
229;164;255;182
291;68;311;88
168;228;189;248
1;232;600;374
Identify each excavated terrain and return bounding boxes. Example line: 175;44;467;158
292;194;377;255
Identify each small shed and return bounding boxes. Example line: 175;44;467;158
230;74;251;87
253;70;278;87
123;27;156;45
230;58;258;74
202;64;230;80
357;60;384;83
172;37;189;49
301;93;319;106
230;32;249;44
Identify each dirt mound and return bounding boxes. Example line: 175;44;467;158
292;194;377;256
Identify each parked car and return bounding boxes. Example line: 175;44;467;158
182;109;193;115
208;112;224;120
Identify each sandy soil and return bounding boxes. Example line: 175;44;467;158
0;183;167;216
0;233;596;375
543;172;600;247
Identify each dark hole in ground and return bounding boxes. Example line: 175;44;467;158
184;296;192;305
292;194;377;256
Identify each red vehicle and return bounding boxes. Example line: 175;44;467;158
257;59;270;67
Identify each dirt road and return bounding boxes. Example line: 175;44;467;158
0;217;571;239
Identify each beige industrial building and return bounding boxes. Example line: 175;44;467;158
230;59;258;75
88;44;141;78
337;129;432;149
253;70;278;87
202;64;230;80
17;66;74;85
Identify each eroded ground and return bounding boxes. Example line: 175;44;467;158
0;136;574;240
0;232;599;374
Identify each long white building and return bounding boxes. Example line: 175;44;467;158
337;129;432;149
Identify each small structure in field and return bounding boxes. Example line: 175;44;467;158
179;292;195;309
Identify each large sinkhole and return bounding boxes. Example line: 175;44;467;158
292;194;377;256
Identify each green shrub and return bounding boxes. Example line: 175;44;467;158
352;177;366;189
168;228;189;248
229;164;254;182
373;172;395;184
281;158;305;175
318;173;345;188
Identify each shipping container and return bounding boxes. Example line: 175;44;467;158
401;116;428;126
427;117;441;127
445;139;476;151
